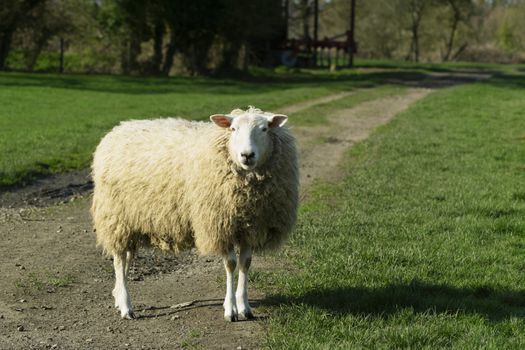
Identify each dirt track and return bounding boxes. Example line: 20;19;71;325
0;84;439;349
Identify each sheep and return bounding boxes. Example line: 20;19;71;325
91;106;299;321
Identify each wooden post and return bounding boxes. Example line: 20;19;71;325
284;0;289;40
313;0;319;67
59;37;64;73
349;0;356;68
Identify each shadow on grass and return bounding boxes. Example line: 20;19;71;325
0;68;500;95
485;72;525;90
355;61;501;75
264;280;525;322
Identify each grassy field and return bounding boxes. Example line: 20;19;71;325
257;72;525;349
1;70;396;187
0;63;492;188
0;72;346;187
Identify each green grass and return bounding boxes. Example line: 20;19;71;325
15;272;75;293
0;70;404;187
259;73;525;349
180;329;202;349
4;63;517;187
0;66;449;188
354;58;525;74
0;73;329;186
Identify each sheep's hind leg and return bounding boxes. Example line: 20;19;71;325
125;250;134;278
112;252;135;319
222;249;238;322
236;244;254;320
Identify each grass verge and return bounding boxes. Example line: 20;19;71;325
259;73;525;349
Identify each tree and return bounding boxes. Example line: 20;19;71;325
15;0;78;71
161;0;221;75
217;0;285;70
442;0;474;61
404;0;427;62
350;0;406;59
0;0;45;70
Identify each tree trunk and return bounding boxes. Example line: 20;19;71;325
162;31;177;76
443;17;458;61
0;28;15;70
452;42;468;60
59;37;64;73
120;40;130;74
188;38;213;75
283;0;289;40
221;41;241;71
241;43;249;71
151;22;164;74
413;23;420;62
443;1;461;62
128;37;141;73
26;33;49;71
407;0;424;63
405;40;414;61
301;0;311;52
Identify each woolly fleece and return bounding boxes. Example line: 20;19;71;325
91;110;299;257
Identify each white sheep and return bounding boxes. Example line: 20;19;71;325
91;106;299;321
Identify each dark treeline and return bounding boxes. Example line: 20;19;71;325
0;0;286;75
1;0;524;75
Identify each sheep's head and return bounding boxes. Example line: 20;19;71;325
210;107;288;171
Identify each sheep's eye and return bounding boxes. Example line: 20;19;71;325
262;127;268;132
230;127;236;131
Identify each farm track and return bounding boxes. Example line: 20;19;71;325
0;73;485;349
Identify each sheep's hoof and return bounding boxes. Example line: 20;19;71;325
239;311;254;320
224;314;238;322
121;311;136;320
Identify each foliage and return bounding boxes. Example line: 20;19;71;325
4;0;525;73
318;0;525;63
2;0;288;74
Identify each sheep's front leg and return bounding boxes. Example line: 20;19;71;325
222;249;238;322
236;244;254;320
112;252;135;319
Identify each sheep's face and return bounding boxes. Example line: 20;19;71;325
210;111;288;170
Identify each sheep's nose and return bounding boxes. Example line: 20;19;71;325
241;152;255;160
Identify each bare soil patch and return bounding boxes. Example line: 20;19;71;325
296;88;431;191
0;86;432;349
278;91;353;115
0;169;92;209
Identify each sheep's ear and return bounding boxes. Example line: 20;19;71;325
210;114;233;128
268;114;288;128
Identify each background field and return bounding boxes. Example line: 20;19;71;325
0;64;452;187
0;71;335;187
0;67;409;187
